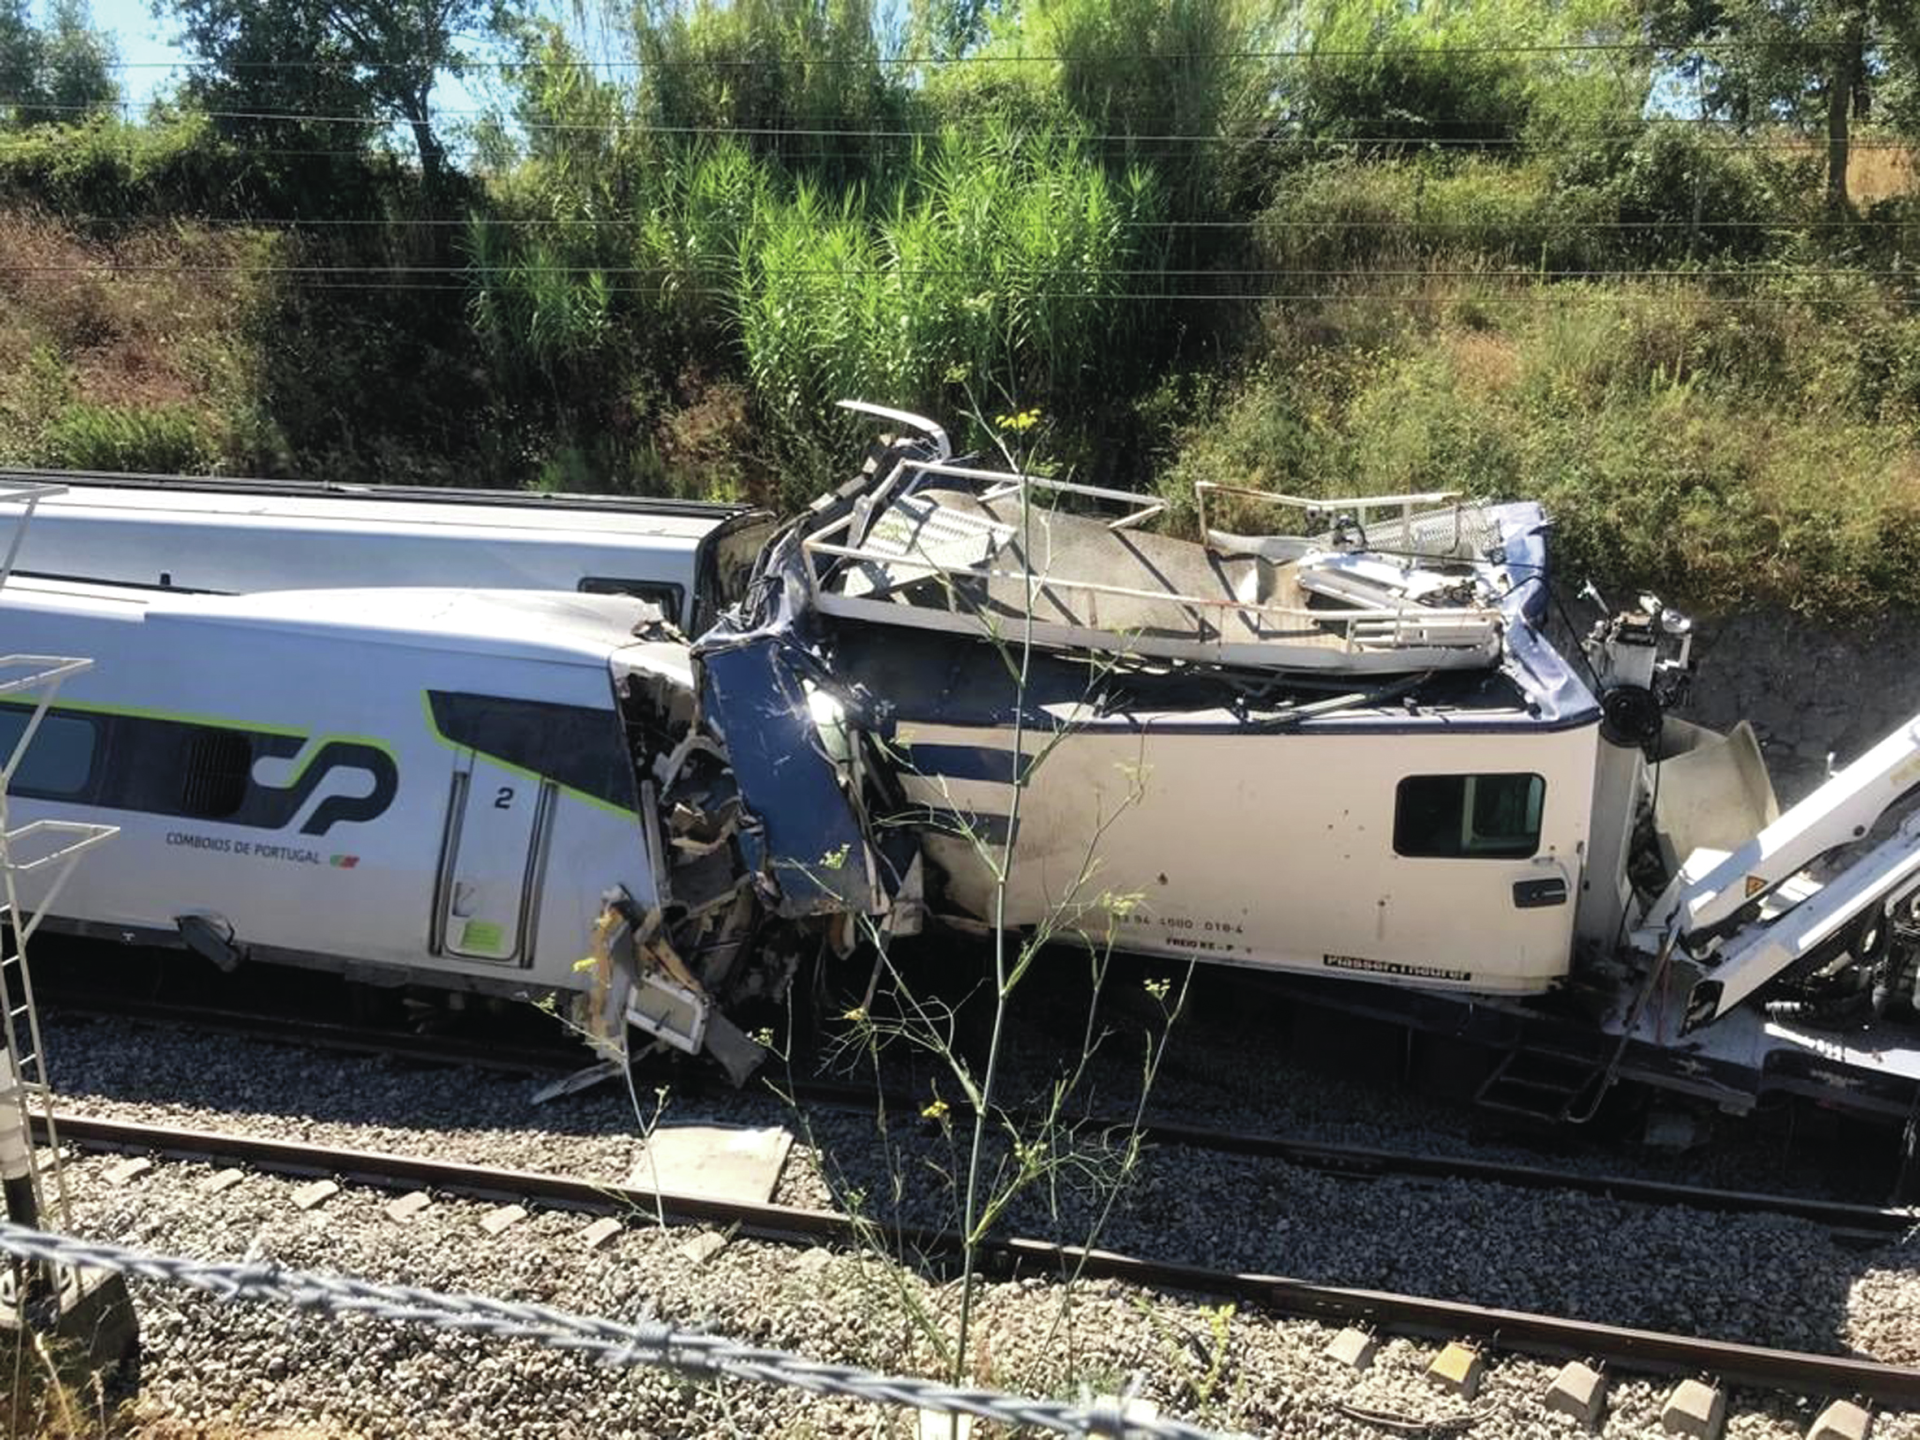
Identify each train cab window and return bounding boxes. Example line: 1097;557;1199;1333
0;710;97;798
180;729;252;818
427;691;634;811
1393;773;1544;859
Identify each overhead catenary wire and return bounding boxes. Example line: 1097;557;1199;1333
77;34;1916;70
33;214;1920;231
4;273;1912;306
3;81;1911;306
8;95;1920;153
4;264;1918;281
2;263;1915;281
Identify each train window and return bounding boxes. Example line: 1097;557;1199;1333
0;710;97;798
577;577;685;623
426;691;635;812
180;729;253;819
1393;773;1544;859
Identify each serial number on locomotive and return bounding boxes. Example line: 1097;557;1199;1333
1117;910;1247;954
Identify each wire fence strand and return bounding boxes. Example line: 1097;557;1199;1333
0;1221;1231;1440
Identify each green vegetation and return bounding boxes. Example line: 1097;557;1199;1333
1162;277;1920;622
0;0;1917;619
0;0;115;128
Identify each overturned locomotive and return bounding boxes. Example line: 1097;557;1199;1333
688;402;1920;1124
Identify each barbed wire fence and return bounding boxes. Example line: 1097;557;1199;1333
0;1220;1232;1440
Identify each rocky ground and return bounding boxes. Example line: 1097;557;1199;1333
50;1147;1920;1440
26;1004;1920;1438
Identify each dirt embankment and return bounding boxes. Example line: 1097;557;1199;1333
1681;609;1920;800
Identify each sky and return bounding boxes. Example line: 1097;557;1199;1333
93;0;185;106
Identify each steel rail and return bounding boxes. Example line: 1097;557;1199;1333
50;993;1920;1239
47;994;583;1075
774;1076;1920;1240
1128;1121;1920;1240
39;1110;1920;1405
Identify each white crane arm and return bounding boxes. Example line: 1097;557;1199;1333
1659;717;1920;940
1684;814;1920;1027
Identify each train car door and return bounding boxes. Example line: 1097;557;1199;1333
433;752;554;965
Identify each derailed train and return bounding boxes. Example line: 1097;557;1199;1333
8;406;1920;1127
0;463;775;630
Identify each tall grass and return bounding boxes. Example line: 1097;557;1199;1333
1284;0;1646;148
1257;134;1805;280
963;0;1273;223
736;126;1163;469
469;119;1166;502
1161;277;1920;621
635;0;909;184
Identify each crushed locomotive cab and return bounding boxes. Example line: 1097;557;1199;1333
673;403;1920;1124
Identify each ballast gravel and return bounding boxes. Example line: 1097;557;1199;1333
33;1007;1920;1435
57;1153;1920;1440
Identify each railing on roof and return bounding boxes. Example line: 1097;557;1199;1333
1194;482;1495;560
801;460;1505;673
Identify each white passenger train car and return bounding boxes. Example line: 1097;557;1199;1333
0;574;771;1078
0;468;774;631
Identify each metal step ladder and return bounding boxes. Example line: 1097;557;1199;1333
0;482;117;1232
1474;1041;1610;1123
1475;942;1680;1126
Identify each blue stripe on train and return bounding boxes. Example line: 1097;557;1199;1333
895;742;1030;783
884;805;1017;848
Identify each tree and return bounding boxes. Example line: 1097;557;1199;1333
1643;0;1920;210
164;0;514;189
41;0;114;112
1285;0;1645;150
0;3;39;118
0;0;118;127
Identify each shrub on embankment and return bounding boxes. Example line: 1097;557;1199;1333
1158;275;1920;623
0;207;278;471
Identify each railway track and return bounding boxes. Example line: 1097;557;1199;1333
42;1109;1920;1407
52;992;1920;1243
49;993;583;1075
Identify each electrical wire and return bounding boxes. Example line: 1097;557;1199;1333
1;274;1909;305
8;96;1919;153
1;263;1914;284
32;214;1920;231
79;35;1912;71
0;262;1914;277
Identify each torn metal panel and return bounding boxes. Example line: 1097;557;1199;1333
700;639;885;916
573;887;769;1086
796;459;1529;673
693;562;890;917
592;637;790;1084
